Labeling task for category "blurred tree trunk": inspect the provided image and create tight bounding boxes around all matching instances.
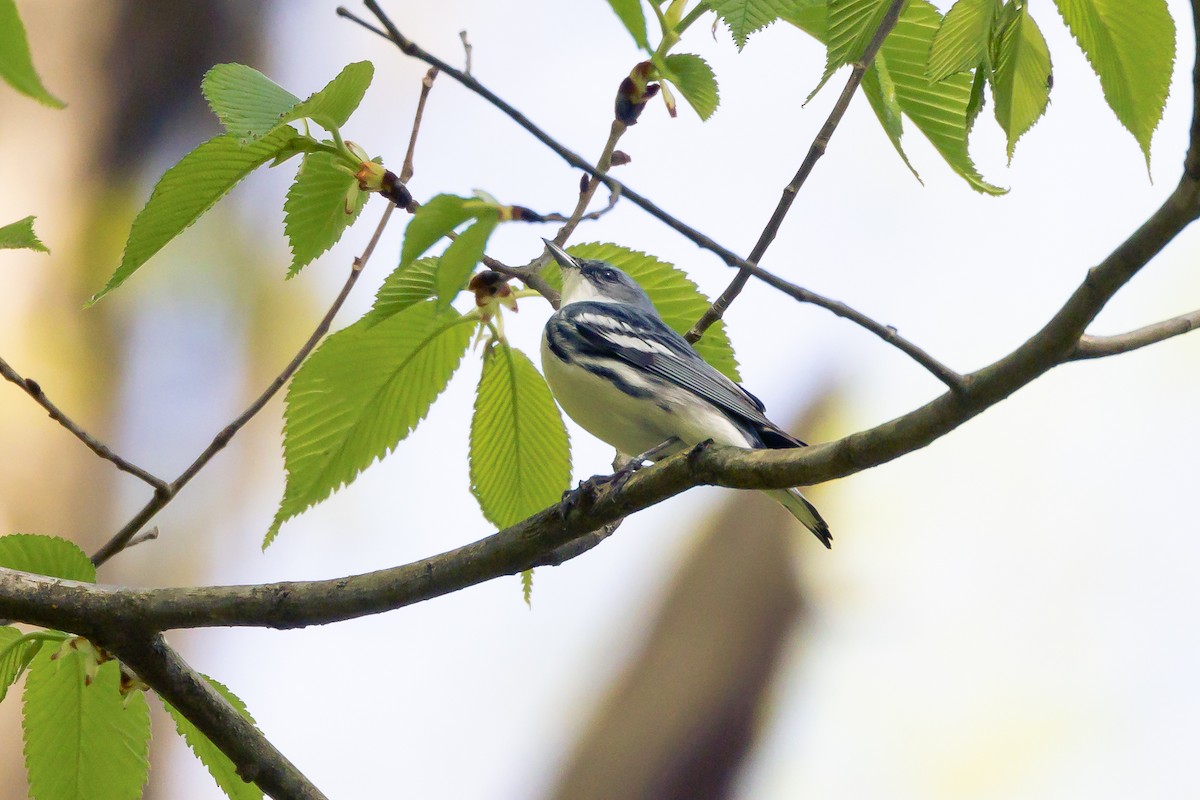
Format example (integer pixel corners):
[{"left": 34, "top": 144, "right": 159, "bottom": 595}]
[
  {"left": 0, "top": 4, "right": 268, "bottom": 797},
  {"left": 548, "top": 466, "right": 818, "bottom": 799}
]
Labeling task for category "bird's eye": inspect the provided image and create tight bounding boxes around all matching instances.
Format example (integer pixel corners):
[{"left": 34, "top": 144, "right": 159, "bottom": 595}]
[{"left": 601, "top": 268, "right": 617, "bottom": 281}]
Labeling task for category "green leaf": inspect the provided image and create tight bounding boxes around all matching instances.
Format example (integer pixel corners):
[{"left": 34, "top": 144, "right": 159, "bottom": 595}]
[
  {"left": 0, "top": 627, "right": 44, "bottom": 704},
  {"left": 927, "top": 0, "right": 998, "bottom": 82},
  {"left": 202, "top": 61, "right": 374, "bottom": 142},
  {"left": 1053, "top": 0, "right": 1175, "bottom": 167},
  {"left": 791, "top": 0, "right": 1002, "bottom": 192},
  {"left": 0, "top": 533, "right": 96, "bottom": 582},
  {"left": 284, "top": 60, "right": 374, "bottom": 134},
  {"left": 0, "top": 0, "right": 64, "bottom": 107},
  {"left": 436, "top": 212, "right": 499, "bottom": 308},
  {"left": 521, "top": 569, "right": 534, "bottom": 607},
  {"left": 162, "top": 675, "right": 263, "bottom": 800},
  {"left": 965, "top": 61, "right": 988, "bottom": 132},
  {"left": 553, "top": 243, "right": 742, "bottom": 381},
  {"left": 0, "top": 215, "right": 49, "bottom": 253},
  {"left": 778, "top": 0, "right": 827, "bottom": 37},
  {"left": 88, "top": 126, "right": 298, "bottom": 306},
  {"left": 283, "top": 151, "right": 367, "bottom": 276},
  {"left": 266, "top": 302, "right": 475, "bottom": 546},
  {"left": 808, "top": 0, "right": 893, "bottom": 100},
  {"left": 709, "top": 0, "right": 796, "bottom": 49},
  {"left": 827, "top": 0, "right": 893, "bottom": 65},
  {"left": 992, "top": 3, "right": 1052, "bottom": 161},
  {"left": 868, "top": 0, "right": 1005, "bottom": 194},
  {"left": 860, "top": 49, "right": 921, "bottom": 179},
  {"left": 470, "top": 344, "right": 572, "bottom": 529},
  {"left": 662, "top": 54, "right": 720, "bottom": 120},
  {"left": 202, "top": 63, "right": 301, "bottom": 143},
  {"left": 399, "top": 194, "right": 475, "bottom": 268},
  {"left": 23, "top": 648, "right": 151, "bottom": 800},
  {"left": 365, "top": 257, "right": 440, "bottom": 325},
  {"left": 606, "top": 0, "right": 650, "bottom": 50}
]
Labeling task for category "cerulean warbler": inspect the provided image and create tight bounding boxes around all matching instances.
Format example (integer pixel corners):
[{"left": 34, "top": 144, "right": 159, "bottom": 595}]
[{"left": 539, "top": 241, "right": 831, "bottom": 547}]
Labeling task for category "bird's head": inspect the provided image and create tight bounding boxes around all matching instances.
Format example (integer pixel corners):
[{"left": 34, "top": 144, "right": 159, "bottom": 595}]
[{"left": 543, "top": 239, "right": 656, "bottom": 312}]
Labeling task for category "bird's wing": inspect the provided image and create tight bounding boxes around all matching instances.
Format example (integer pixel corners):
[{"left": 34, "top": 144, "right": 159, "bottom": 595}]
[{"left": 562, "top": 302, "right": 803, "bottom": 446}]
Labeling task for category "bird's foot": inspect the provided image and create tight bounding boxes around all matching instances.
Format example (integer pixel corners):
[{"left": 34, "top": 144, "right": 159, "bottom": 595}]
[
  {"left": 558, "top": 475, "right": 608, "bottom": 524},
  {"left": 609, "top": 437, "right": 680, "bottom": 479},
  {"left": 557, "top": 439, "right": 680, "bottom": 525}
]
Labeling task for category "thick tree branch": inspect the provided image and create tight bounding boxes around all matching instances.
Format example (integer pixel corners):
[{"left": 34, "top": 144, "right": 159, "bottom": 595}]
[
  {"left": 1188, "top": 0, "right": 1200, "bottom": 179},
  {"left": 90, "top": 202, "right": 396, "bottom": 567},
  {"left": 1069, "top": 309, "right": 1200, "bottom": 360},
  {"left": 0, "top": 0, "right": 1194, "bottom": 640},
  {"left": 686, "top": 0, "right": 907, "bottom": 343},
  {"left": 6, "top": 154, "right": 1198, "bottom": 635},
  {"left": 0, "top": 356, "right": 168, "bottom": 492},
  {"left": 113, "top": 634, "right": 327, "bottom": 800}
]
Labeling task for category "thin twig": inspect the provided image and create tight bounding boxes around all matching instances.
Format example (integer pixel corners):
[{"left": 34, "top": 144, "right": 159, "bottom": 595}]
[
  {"left": 687, "top": 0, "right": 908, "bottom": 343},
  {"left": 0, "top": 356, "right": 169, "bottom": 492},
  {"left": 554, "top": 120, "right": 628, "bottom": 246},
  {"left": 90, "top": 203, "right": 397, "bottom": 568},
  {"left": 459, "top": 30, "right": 472, "bottom": 75},
  {"left": 524, "top": 193, "right": 621, "bottom": 225},
  {"left": 398, "top": 195, "right": 560, "bottom": 302},
  {"left": 745, "top": 266, "right": 967, "bottom": 392},
  {"left": 400, "top": 67, "right": 438, "bottom": 184},
  {"left": 1069, "top": 308, "right": 1200, "bottom": 360},
  {"left": 430, "top": 220, "right": 560, "bottom": 303},
  {"left": 125, "top": 527, "right": 159, "bottom": 549},
  {"left": 481, "top": 254, "right": 559, "bottom": 304}
]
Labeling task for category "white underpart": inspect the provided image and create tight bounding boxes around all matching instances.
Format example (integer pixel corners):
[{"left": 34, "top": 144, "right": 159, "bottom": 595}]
[{"left": 540, "top": 334, "right": 753, "bottom": 457}]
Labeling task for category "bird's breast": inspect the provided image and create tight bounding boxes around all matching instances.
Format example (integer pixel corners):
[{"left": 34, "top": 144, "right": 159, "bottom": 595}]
[{"left": 540, "top": 321, "right": 754, "bottom": 455}]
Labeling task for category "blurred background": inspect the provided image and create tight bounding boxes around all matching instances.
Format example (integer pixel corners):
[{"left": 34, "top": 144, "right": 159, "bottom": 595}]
[{"left": 1, "top": 1, "right": 1198, "bottom": 798}]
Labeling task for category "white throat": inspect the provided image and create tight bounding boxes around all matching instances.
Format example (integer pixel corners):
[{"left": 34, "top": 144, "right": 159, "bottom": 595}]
[{"left": 559, "top": 270, "right": 611, "bottom": 306}]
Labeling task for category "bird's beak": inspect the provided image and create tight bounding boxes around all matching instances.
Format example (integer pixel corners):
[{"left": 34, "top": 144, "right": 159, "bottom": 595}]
[{"left": 542, "top": 239, "right": 579, "bottom": 271}]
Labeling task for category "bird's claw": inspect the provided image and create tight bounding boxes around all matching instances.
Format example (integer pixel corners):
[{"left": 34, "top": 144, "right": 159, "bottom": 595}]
[
  {"left": 557, "top": 468, "right": 637, "bottom": 525},
  {"left": 558, "top": 475, "right": 604, "bottom": 524}
]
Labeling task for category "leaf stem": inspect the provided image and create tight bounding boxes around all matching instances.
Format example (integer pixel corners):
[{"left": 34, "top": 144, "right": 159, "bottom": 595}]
[
  {"left": 0, "top": 630, "right": 66, "bottom": 667},
  {"left": 675, "top": 2, "right": 710, "bottom": 36}
]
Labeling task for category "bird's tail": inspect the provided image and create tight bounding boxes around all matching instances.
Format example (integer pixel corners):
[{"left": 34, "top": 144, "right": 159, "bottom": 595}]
[{"left": 765, "top": 488, "right": 832, "bottom": 548}]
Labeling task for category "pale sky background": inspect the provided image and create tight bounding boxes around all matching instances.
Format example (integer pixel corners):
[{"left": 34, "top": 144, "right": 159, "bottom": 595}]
[{"left": 2, "top": 1, "right": 1199, "bottom": 798}]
